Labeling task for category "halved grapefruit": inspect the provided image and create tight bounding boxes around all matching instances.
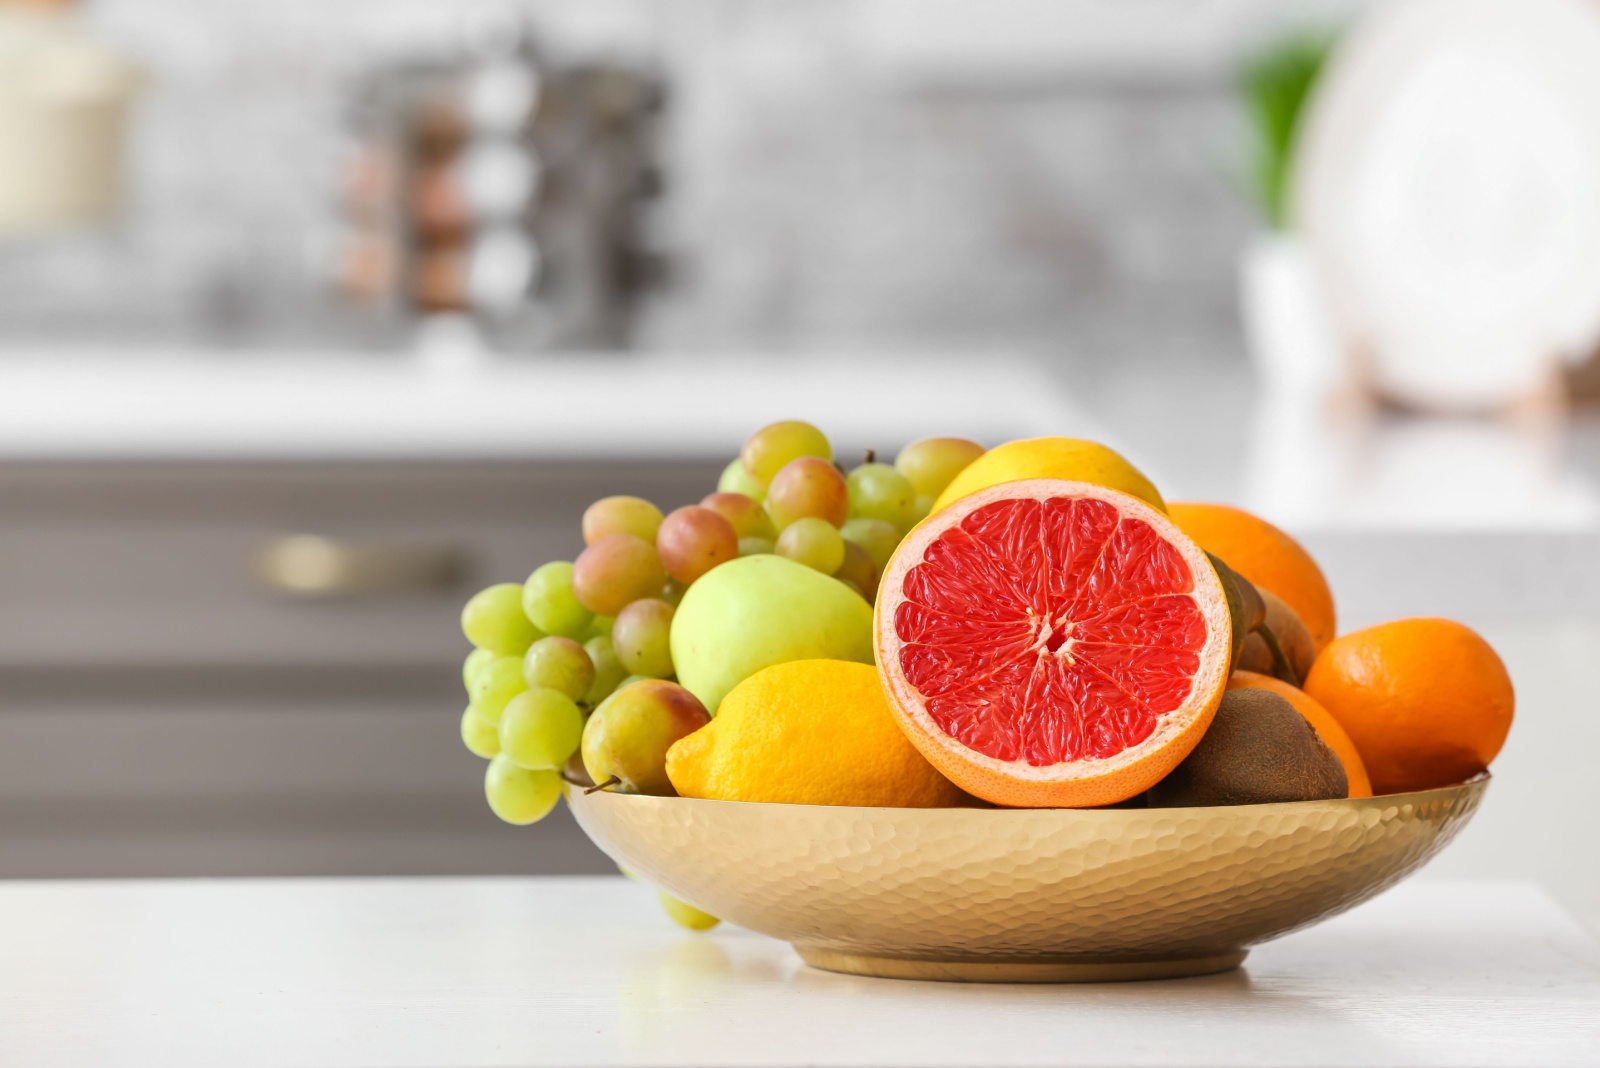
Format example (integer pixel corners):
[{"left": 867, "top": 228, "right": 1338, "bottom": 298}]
[{"left": 875, "top": 479, "right": 1232, "bottom": 808}]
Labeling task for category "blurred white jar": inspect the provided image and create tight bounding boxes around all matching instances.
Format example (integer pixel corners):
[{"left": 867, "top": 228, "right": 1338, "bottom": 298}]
[
  {"left": 1239, "top": 232, "right": 1344, "bottom": 395},
  {"left": 0, "top": 3, "right": 140, "bottom": 235}
]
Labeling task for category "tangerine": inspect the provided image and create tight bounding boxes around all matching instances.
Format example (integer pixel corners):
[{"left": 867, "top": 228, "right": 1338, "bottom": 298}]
[
  {"left": 1303, "top": 618, "right": 1513, "bottom": 795},
  {"left": 1168, "top": 502, "right": 1337, "bottom": 651}
]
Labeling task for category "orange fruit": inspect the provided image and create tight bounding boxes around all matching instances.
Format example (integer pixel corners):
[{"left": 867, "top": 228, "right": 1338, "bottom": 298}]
[
  {"left": 1303, "top": 618, "right": 1513, "bottom": 794},
  {"left": 1227, "top": 670, "right": 1372, "bottom": 798},
  {"left": 1168, "top": 502, "right": 1336, "bottom": 651},
  {"left": 876, "top": 479, "right": 1231, "bottom": 808}
]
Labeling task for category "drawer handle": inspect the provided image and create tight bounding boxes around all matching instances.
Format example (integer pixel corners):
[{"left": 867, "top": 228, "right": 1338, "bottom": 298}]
[{"left": 257, "top": 535, "right": 468, "bottom": 597}]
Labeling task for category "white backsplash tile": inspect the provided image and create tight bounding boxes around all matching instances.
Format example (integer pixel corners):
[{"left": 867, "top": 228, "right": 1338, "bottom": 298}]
[{"left": 0, "top": 0, "right": 1264, "bottom": 361}]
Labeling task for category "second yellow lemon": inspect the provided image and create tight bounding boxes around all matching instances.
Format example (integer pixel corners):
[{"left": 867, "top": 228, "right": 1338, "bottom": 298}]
[
  {"left": 665, "top": 660, "right": 966, "bottom": 807},
  {"left": 931, "top": 437, "right": 1164, "bottom": 513}
]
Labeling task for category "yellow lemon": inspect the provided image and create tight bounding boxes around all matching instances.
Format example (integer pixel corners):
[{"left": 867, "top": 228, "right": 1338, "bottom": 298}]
[
  {"left": 931, "top": 437, "right": 1164, "bottom": 513},
  {"left": 665, "top": 660, "right": 966, "bottom": 807}
]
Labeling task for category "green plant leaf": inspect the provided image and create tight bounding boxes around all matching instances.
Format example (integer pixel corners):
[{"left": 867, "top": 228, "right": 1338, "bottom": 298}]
[{"left": 1238, "top": 28, "right": 1339, "bottom": 229}]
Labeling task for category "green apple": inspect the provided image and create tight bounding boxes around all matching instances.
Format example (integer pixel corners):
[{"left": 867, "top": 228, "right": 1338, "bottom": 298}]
[{"left": 670, "top": 554, "right": 874, "bottom": 715}]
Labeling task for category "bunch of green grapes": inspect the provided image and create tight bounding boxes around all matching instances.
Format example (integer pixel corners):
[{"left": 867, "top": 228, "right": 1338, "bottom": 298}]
[
  {"left": 715, "top": 421, "right": 986, "bottom": 606},
  {"left": 457, "top": 420, "right": 987, "bottom": 929}
]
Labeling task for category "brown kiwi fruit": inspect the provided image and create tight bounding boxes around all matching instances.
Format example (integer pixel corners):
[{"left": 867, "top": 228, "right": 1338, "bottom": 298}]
[
  {"left": 1207, "top": 551, "right": 1264, "bottom": 672},
  {"left": 1237, "top": 589, "right": 1315, "bottom": 685},
  {"left": 1149, "top": 688, "right": 1348, "bottom": 807}
]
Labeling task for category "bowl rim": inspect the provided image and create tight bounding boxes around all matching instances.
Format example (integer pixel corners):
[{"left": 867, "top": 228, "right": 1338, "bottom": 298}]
[{"left": 565, "top": 770, "right": 1489, "bottom": 817}]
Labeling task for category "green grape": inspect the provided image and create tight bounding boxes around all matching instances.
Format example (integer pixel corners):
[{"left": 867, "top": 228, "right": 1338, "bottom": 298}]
[
  {"left": 499, "top": 687, "right": 585, "bottom": 770},
  {"left": 582, "top": 495, "right": 664, "bottom": 546},
  {"left": 661, "top": 578, "right": 689, "bottom": 606},
  {"left": 717, "top": 458, "right": 767, "bottom": 503},
  {"left": 833, "top": 540, "right": 878, "bottom": 602},
  {"left": 766, "top": 457, "right": 849, "bottom": 528},
  {"left": 522, "top": 636, "right": 596, "bottom": 701},
  {"left": 657, "top": 506, "right": 738, "bottom": 584},
  {"left": 700, "top": 491, "right": 777, "bottom": 540},
  {"left": 572, "top": 534, "right": 666, "bottom": 616},
  {"left": 522, "top": 562, "right": 594, "bottom": 638},
  {"left": 740, "top": 421, "right": 832, "bottom": 486},
  {"left": 846, "top": 460, "right": 919, "bottom": 530},
  {"left": 582, "top": 615, "right": 615, "bottom": 642},
  {"left": 658, "top": 890, "right": 720, "bottom": 931},
  {"left": 484, "top": 755, "right": 563, "bottom": 825},
  {"left": 463, "top": 647, "right": 496, "bottom": 694},
  {"left": 737, "top": 536, "right": 774, "bottom": 557},
  {"left": 913, "top": 495, "right": 935, "bottom": 523},
  {"left": 616, "top": 674, "right": 652, "bottom": 690},
  {"left": 894, "top": 436, "right": 986, "bottom": 498},
  {"left": 613, "top": 598, "right": 675, "bottom": 678},
  {"left": 469, "top": 655, "right": 528, "bottom": 725},
  {"left": 460, "top": 583, "right": 541, "bottom": 655},
  {"left": 460, "top": 706, "right": 500, "bottom": 759},
  {"left": 583, "top": 635, "right": 627, "bottom": 706},
  {"left": 841, "top": 517, "right": 902, "bottom": 573},
  {"left": 775, "top": 516, "right": 846, "bottom": 574}
]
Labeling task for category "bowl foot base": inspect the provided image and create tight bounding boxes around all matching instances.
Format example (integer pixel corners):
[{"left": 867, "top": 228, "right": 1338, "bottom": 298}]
[{"left": 794, "top": 946, "right": 1248, "bottom": 984}]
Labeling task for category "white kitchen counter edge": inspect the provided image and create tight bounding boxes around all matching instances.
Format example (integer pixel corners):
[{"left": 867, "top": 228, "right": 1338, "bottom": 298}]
[{"left": 0, "top": 348, "right": 1101, "bottom": 460}]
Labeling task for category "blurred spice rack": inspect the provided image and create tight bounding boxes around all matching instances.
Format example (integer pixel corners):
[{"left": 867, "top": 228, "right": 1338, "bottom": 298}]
[{"left": 335, "top": 23, "right": 668, "bottom": 351}]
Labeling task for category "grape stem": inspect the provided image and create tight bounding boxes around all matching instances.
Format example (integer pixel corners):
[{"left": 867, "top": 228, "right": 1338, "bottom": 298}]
[
  {"left": 864, "top": 448, "right": 876, "bottom": 464},
  {"left": 584, "top": 775, "right": 623, "bottom": 795}
]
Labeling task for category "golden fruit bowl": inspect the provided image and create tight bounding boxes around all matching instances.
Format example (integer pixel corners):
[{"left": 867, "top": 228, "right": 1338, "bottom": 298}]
[{"left": 566, "top": 774, "right": 1487, "bottom": 983}]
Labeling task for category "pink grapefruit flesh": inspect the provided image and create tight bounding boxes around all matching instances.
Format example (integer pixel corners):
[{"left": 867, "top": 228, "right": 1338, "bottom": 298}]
[{"left": 875, "top": 479, "right": 1231, "bottom": 807}]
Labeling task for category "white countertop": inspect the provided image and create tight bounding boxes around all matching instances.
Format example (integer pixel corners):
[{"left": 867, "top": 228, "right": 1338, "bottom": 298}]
[
  {"left": 5, "top": 348, "right": 1600, "bottom": 532},
  {"left": 1, "top": 876, "right": 1595, "bottom": 1067},
  {"left": 0, "top": 350, "right": 1097, "bottom": 462}
]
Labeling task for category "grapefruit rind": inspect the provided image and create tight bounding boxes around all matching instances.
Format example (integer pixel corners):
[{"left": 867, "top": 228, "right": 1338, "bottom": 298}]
[{"left": 875, "top": 479, "right": 1231, "bottom": 809}]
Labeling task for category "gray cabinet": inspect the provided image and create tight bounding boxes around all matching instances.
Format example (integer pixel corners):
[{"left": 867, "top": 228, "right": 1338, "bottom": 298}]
[{"left": 0, "top": 457, "right": 723, "bottom": 877}]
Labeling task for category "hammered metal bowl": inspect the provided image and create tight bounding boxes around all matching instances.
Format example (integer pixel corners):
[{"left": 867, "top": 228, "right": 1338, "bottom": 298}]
[{"left": 566, "top": 774, "right": 1486, "bottom": 983}]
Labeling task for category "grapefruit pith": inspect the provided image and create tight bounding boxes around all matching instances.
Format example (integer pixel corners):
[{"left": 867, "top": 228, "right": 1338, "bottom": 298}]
[{"left": 876, "top": 479, "right": 1231, "bottom": 808}]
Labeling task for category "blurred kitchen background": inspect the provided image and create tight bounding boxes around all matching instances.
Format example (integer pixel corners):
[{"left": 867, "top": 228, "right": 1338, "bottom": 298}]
[{"left": 3, "top": 0, "right": 1599, "bottom": 932}]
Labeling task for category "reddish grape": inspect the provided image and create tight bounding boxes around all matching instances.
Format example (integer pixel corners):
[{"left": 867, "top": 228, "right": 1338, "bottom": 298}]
[
  {"left": 766, "top": 457, "right": 849, "bottom": 529},
  {"left": 833, "top": 539, "right": 878, "bottom": 602},
  {"left": 840, "top": 517, "right": 901, "bottom": 573},
  {"left": 522, "top": 636, "right": 596, "bottom": 701},
  {"left": 656, "top": 506, "right": 738, "bottom": 584},
  {"left": 582, "top": 496, "right": 664, "bottom": 546},
  {"left": 700, "top": 491, "right": 777, "bottom": 540},
  {"left": 740, "top": 421, "right": 832, "bottom": 486},
  {"left": 612, "top": 598, "right": 676, "bottom": 678},
  {"left": 572, "top": 533, "right": 667, "bottom": 616},
  {"left": 582, "top": 679, "right": 711, "bottom": 795}
]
